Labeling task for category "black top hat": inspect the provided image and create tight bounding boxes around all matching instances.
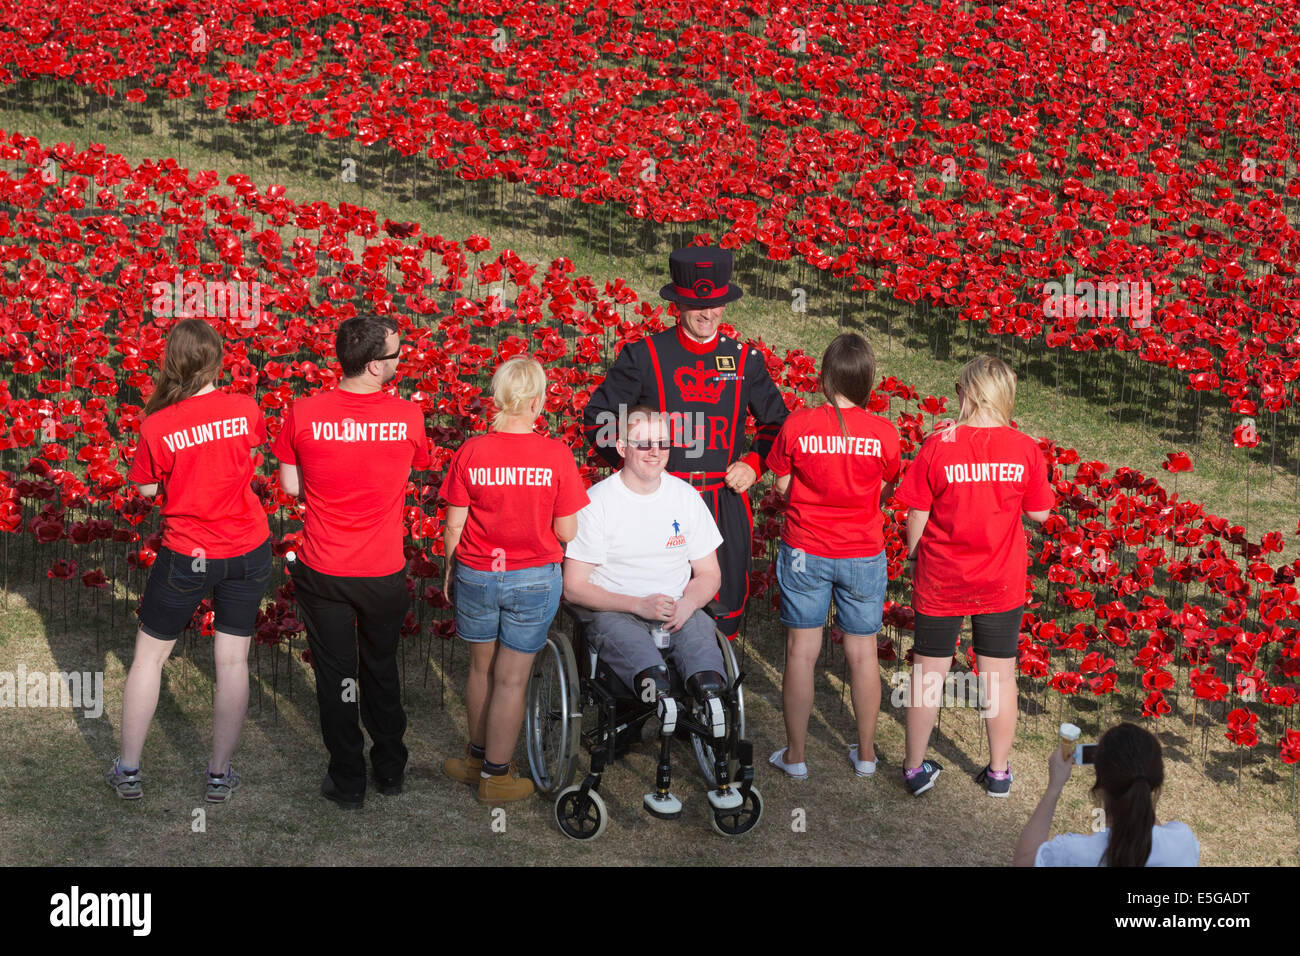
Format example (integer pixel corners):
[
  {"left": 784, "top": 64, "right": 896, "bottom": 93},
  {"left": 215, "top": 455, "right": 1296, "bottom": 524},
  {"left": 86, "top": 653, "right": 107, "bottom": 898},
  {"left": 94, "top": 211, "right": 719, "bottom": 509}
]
[{"left": 659, "top": 247, "right": 744, "bottom": 308}]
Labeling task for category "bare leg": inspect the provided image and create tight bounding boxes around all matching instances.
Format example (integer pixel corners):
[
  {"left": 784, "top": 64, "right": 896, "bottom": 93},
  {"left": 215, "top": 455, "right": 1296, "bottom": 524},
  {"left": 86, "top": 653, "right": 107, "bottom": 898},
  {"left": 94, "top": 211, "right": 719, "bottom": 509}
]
[
  {"left": 904, "top": 654, "right": 953, "bottom": 770},
  {"left": 842, "top": 632, "right": 881, "bottom": 759},
  {"left": 209, "top": 630, "right": 251, "bottom": 773},
  {"left": 780, "top": 627, "right": 822, "bottom": 763},
  {"left": 977, "top": 655, "right": 1017, "bottom": 773},
  {"left": 120, "top": 629, "right": 176, "bottom": 768},
  {"left": 465, "top": 641, "right": 496, "bottom": 749},
  {"left": 483, "top": 645, "right": 537, "bottom": 766}
]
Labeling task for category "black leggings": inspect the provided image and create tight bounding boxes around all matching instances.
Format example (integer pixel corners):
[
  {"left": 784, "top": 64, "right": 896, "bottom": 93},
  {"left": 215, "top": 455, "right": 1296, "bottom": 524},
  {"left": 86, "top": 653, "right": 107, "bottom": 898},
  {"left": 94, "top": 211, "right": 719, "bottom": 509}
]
[{"left": 911, "top": 606, "right": 1022, "bottom": 660}]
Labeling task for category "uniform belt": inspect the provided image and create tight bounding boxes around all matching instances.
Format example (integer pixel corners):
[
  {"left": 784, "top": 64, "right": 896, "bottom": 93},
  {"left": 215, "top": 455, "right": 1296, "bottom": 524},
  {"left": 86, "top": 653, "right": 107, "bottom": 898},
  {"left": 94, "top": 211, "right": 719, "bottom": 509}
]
[{"left": 672, "top": 470, "right": 729, "bottom": 493}]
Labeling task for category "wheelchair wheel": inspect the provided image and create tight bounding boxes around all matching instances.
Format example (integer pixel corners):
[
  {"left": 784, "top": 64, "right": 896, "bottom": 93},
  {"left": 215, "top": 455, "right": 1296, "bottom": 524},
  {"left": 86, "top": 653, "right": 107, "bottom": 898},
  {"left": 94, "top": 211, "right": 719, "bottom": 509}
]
[
  {"left": 554, "top": 785, "right": 608, "bottom": 841},
  {"left": 525, "top": 631, "right": 581, "bottom": 795},
  {"left": 691, "top": 630, "right": 746, "bottom": 785},
  {"left": 709, "top": 785, "right": 762, "bottom": 837}
]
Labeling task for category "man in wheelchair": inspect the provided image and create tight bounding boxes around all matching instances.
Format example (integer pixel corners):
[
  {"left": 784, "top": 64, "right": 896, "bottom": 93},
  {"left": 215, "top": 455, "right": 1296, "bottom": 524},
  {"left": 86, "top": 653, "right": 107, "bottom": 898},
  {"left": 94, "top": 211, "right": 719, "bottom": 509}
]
[{"left": 563, "top": 406, "right": 745, "bottom": 818}]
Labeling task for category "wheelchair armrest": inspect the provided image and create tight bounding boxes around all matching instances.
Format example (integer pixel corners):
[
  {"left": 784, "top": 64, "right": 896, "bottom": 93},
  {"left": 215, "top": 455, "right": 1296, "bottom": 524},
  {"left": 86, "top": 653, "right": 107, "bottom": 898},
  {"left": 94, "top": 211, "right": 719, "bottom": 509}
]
[
  {"left": 703, "top": 599, "right": 728, "bottom": 620},
  {"left": 560, "top": 601, "right": 597, "bottom": 627}
]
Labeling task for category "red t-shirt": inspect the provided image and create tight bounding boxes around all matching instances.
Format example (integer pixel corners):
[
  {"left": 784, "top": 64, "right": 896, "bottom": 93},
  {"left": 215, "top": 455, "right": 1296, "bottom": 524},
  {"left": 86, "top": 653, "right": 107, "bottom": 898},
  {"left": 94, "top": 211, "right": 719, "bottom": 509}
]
[
  {"left": 127, "top": 389, "right": 269, "bottom": 559},
  {"left": 765, "top": 404, "right": 901, "bottom": 558},
  {"left": 439, "top": 431, "right": 589, "bottom": 571},
  {"left": 896, "top": 423, "right": 1054, "bottom": 615},
  {"left": 272, "top": 388, "right": 430, "bottom": 577}
]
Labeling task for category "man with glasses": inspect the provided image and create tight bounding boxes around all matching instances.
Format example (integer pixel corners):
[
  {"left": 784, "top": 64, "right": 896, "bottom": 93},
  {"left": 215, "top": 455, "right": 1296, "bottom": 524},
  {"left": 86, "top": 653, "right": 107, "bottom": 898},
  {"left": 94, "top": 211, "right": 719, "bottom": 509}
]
[
  {"left": 582, "top": 247, "right": 788, "bottom": 639},
  {"left": 564, "top": 407, "right": 729, "bottom": 742},
  {"left": 273, "top": 314, "right": 430, "bottom": 809}
]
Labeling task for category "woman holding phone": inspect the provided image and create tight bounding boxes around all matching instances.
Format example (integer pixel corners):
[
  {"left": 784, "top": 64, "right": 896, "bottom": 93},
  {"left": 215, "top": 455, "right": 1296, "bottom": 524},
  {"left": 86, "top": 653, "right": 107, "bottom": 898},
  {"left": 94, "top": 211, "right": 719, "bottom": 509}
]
[
  {"left": 895, "top": 355, "right": 1054, "bottom": 797},
  {"left": 766, "top": 333, "right": 901, "bottom": 779},
  {"left": 440, "top": 357, "right": 589, "bottom": 803},
  {"left": 1015, "top": 722, "right": 1199, "bottom": 866},
  {"left": 108, "top": 318, "right": 272, "bottom": 803}
]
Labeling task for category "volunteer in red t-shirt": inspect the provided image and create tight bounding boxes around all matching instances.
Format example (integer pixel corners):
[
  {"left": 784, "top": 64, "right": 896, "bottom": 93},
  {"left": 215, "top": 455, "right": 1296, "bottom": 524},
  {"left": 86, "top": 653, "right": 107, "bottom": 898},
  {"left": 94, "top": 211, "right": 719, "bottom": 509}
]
[
  {"left": 895, "top": 355, "right": 1054, "bottom": 798},
  {"left": 439, "top": 357, "right": 589, "bottom": 804},
  {"left": 107, "top": 319, "right": 271, "bottom": 805},
  {"left": 273, "top": 314, "right": 430, "bottom": 809},
  {"left": 764, "top": 333, "right": 901, "bottom": 781}
]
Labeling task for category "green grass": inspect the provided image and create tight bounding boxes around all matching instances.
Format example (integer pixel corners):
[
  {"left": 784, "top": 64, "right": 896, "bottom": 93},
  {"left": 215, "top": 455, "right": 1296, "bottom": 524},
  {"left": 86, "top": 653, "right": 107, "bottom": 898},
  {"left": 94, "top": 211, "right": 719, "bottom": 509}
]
[{"left": 1, "top": 54, "right": 1299, "bottom": 865}]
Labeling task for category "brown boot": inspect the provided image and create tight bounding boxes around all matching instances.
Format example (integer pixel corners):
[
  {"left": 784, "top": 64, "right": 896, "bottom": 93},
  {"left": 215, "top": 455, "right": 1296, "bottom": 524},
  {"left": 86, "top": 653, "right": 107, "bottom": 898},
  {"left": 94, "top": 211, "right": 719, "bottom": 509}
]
[
  {"left": 477, "top": 765, "right": 535, "bottom": 804},
  {"left": 443, "top": 748, "right": 483, "bottom": 786}
]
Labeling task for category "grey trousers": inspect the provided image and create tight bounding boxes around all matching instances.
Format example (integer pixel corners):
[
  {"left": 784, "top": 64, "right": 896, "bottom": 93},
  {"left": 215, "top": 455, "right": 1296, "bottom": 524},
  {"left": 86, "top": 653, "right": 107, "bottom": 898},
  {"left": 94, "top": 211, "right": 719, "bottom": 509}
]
[{"left": 587, "top": 609, "right": 725, "bottom": 692}]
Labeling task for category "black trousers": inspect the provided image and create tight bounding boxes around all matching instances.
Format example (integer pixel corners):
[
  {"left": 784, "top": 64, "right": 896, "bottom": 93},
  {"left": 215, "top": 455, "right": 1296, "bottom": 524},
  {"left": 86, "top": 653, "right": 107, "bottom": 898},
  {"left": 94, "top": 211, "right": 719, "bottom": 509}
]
[
  {"left": 704, "top": 486, "right": 753, "bottom": 638},
  {"left": 289, "top": 559, "right": 409, "bottom": 795}
]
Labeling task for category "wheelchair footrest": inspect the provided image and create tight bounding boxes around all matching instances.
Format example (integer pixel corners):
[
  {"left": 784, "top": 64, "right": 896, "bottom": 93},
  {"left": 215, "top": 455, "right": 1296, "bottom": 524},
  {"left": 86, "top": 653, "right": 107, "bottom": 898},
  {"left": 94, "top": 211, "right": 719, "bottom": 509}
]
[
  {"left": 643, "top": 791, "right": 683, "bottom": 819},
  {"left": 707, "top": 787, "right": 743, "bottom": 811}
]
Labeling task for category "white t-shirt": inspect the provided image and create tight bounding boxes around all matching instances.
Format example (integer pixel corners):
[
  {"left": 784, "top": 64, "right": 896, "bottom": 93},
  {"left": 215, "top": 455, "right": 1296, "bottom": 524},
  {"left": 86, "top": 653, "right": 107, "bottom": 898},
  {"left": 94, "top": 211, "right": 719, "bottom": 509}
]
[
  {"left": 566, "top": 472, "right": 723, "bottom": 600},
  {"left": 1035, "top": 821, "right": 1200, "bottom": 867}
]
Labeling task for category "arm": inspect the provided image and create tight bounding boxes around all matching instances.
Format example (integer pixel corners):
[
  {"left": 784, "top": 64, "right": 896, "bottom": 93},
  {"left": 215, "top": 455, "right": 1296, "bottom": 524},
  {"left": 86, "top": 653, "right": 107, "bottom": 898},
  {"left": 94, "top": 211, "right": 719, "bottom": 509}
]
[
  {"left": 136, "top": 482, "right": 160, "bottom": 498},
  {"left": 553, "top": 512, "right": 578, "bottom": 544},
  {"left": 1013, "top": 748, "right": 1075, "bottom": 866},
  {"left": 582, "top": 342, "right": 647, "bottom": 469},
  {"left": 666, "top": 550, "right": 722, "bottom": 631},
  {"left": 563, "top": 558, "right": 670, "bottom": 619},
  {"left": 773, "top": 473, "right": 791, "bottom": 497},
  {"left": 728, "top": 349, "right": 789, "bottom": 491},
  {"left": 278, "top": 462, "right": 302, "bottom": 498},
  {"left": 881, "top": 477, "right": 898, "bottom": 508},
  {"left": 1025, "top": 509, "right": 1050, "bottom": 524},
  {"left": 442, "top": 505, "right": 467, "bottom": 601},
  {"left": 906, "top": 508, "right": 930, "bottom": 558}
]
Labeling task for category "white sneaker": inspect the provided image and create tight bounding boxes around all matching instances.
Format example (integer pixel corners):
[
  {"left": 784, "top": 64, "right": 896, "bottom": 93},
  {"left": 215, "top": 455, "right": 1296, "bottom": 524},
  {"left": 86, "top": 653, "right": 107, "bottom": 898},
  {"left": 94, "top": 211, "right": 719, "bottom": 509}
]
[
  {"left": 769, "top": 747, "right": 808, "bottom": 780},
  {"left": 849, "top": 744, "right": 877, "bottom": 777}
]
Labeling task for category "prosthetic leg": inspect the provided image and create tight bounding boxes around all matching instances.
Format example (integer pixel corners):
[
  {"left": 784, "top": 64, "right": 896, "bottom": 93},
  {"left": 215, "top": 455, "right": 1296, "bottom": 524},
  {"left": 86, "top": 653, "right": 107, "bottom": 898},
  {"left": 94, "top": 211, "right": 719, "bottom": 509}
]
[
  {"left": 688, "top": 670, "right": 742, "bottom": 811},
  {"left": 637, "top": 665, "right": 682, "bottom": 819}
]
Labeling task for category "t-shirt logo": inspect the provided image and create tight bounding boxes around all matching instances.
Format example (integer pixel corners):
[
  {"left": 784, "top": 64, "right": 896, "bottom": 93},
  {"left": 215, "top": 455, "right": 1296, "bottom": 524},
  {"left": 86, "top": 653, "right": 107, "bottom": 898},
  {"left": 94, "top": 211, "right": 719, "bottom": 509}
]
[{"left": 666, "top": 518, "right": 686, "bottom": 548}]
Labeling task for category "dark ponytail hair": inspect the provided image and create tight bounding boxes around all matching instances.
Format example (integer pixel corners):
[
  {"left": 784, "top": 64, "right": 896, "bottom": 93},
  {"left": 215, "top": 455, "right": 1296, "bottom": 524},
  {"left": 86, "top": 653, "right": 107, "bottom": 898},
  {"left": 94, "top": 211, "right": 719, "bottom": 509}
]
[
  {"left": 1092, "top": 723, "right": 1163, "bottom": 867},
  {"left": 819, "top": 333, "right": 877, "bottom": 438},
  {"left": 143, "top": 319, "right": 223, "bottom": 417}
]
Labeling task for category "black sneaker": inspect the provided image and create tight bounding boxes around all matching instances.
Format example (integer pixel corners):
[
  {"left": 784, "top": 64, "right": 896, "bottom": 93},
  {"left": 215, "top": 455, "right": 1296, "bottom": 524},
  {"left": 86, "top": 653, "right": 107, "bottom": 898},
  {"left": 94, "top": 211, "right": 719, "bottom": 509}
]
[
  {"left": 372, "top": 768, "right": 403, "bottom": 796},
  {"left": 974, "top": 764, "right": 1012, "bottom": 798},
  {"left": 904, "top": 759, "right": 942, "bottom": 796},
  {"left": 321, "top": 774, "right": 364, "bottom": 810}
]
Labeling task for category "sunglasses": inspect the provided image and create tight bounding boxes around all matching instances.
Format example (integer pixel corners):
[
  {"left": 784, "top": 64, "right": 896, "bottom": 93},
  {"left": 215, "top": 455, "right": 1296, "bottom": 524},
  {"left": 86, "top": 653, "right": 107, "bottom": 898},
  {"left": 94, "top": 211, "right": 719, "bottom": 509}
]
[
  {"left": 624, "top": 440, "right": 672, "bottom": 451},
  {"left": 373, "top": 342, "right": 408, "bottom": 362}
]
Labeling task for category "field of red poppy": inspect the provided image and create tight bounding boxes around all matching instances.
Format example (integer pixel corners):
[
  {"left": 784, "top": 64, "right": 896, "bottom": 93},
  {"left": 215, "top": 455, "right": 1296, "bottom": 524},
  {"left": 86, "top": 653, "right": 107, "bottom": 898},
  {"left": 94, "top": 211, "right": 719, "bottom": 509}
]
[{"left": 1, "top": 0, "right": 1299, "bottom": 865}]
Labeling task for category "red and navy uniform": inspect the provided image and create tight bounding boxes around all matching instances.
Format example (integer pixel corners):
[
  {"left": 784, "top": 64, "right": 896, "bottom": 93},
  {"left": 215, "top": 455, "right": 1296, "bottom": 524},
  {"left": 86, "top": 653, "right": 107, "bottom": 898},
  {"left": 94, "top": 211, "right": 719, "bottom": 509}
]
[{"left": 583, "top": 324, "right": 789, "bottom": 636}]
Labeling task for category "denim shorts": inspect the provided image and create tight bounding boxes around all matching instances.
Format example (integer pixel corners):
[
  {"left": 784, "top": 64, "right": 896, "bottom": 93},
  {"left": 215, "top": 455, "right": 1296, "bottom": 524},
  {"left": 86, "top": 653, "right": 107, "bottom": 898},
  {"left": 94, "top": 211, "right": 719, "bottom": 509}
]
[
  {"left": 452, "top": 561, "right": 562, "bottom": 655},
  {"left": 138, "top": 536, "right": 273, "bottom": 641},
  {"left": 776, "top": 541, "right": 886, "bottom": 635}
]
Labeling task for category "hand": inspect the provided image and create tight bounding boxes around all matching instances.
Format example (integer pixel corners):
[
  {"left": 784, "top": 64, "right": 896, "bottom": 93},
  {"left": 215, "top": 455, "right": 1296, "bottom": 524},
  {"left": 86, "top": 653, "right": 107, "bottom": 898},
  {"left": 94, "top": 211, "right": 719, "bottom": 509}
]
[
  {"left": 724, "top": 460, "right": 757, "bottom": 494},
  {"left": 634, "top": 593, "right": 675, "bottom": 623},
  {"left": 1047, "top": 745, "right": 1075, "bottom": 791},
  {"left": 665, "top": 594, "right": 699, "bottom": 633}
]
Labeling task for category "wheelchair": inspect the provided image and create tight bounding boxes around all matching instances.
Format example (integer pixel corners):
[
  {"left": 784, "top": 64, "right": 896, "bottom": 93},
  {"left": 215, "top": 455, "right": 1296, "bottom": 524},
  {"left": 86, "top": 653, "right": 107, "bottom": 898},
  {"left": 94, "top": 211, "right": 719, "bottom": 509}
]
[{"left": 524, "top": 600, "right": 762, "bottom": 840}]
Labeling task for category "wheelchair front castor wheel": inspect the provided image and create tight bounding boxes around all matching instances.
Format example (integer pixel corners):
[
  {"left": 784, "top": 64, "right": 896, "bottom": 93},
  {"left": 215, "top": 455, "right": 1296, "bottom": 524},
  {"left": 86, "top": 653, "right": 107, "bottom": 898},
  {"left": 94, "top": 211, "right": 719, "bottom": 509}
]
[
  {"left": 555, "top": 785, "right": 608, "bottom": 841},
  {"left": 709, "top": 785, "right": 762, "bottom": 837}
]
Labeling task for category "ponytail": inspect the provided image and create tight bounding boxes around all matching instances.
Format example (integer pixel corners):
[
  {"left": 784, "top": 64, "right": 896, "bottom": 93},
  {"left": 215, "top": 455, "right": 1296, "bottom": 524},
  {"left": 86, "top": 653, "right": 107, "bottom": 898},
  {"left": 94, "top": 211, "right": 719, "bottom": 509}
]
[
  {"left": 1093, "top": 723, "right": 1163, "bottom": 867},
  {"left": 819, "top": 333, "right": 877, "bottom": 439},
  {"left": 143, "top": 319, "right": 223, "bottom": 418}
]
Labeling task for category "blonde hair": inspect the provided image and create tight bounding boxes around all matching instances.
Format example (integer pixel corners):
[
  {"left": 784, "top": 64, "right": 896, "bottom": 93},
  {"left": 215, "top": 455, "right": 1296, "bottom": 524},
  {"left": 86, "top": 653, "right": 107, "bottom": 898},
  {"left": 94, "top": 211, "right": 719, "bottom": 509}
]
[
  {"left": 144, "top": 319, "right": 223, "bottom": 417},
  {"left": 491, "top": 356, "right": 547, "bottom": 429},
  {"left": 957, "top": 355, "right": 1016, "bottom": 426}
]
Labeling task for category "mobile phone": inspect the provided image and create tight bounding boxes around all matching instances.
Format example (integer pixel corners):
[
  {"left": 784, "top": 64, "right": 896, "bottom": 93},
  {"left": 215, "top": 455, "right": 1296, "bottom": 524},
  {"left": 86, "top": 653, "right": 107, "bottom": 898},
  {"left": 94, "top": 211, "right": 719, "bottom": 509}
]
[{"left": 1073, "top": 743, "right": 1097, "bottom": 765}]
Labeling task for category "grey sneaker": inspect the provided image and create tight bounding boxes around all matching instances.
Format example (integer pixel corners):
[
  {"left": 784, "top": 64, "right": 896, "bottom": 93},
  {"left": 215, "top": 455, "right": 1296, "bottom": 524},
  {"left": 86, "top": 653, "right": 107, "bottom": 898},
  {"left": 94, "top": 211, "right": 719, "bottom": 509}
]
[
  {"left": 205, "top": 763, "right": 241, "bottom": 804},
  {"left": 107, "top": 758, "right": 142, "bottom": 800}
]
